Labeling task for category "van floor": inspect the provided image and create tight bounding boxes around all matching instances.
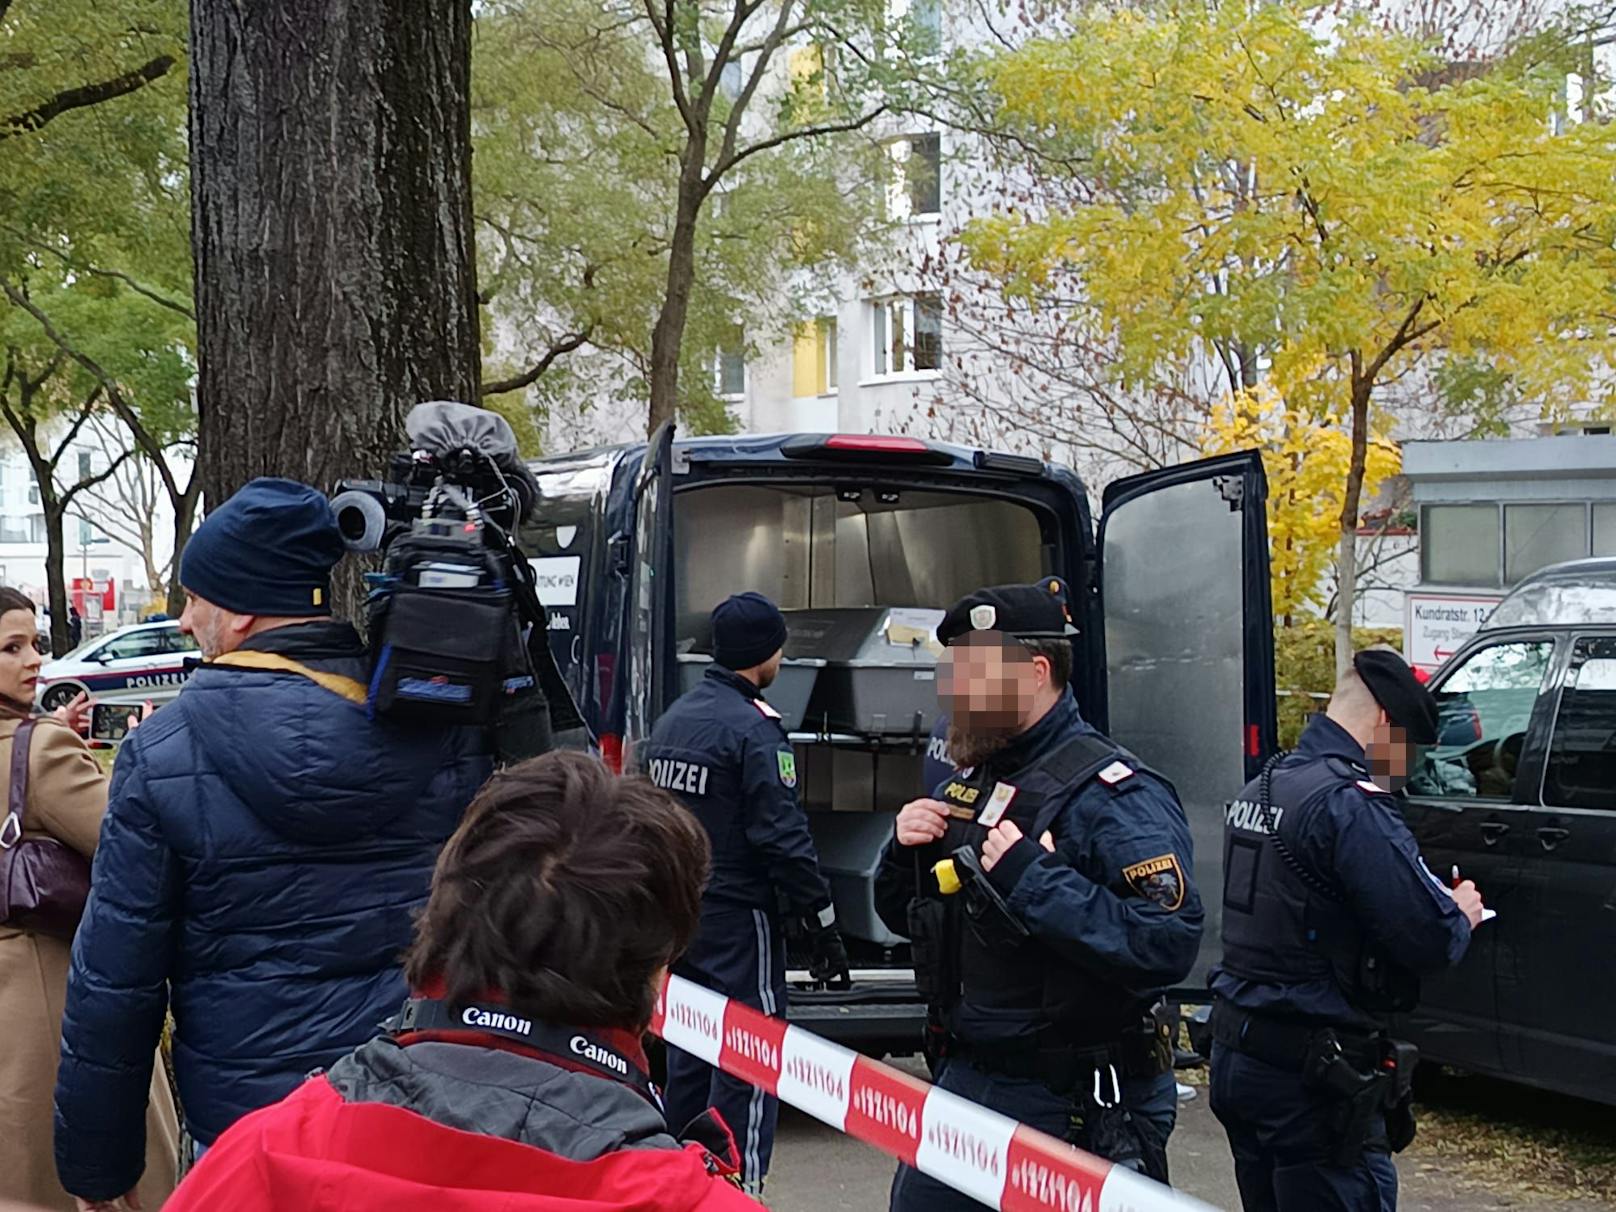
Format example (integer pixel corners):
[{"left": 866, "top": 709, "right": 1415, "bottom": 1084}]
[{"left": 767, "top": 1060, "right": 1616, "bottom": 1211}]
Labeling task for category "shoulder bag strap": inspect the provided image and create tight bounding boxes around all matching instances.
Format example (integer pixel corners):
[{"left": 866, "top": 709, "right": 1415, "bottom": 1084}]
[{"left": 2, "top": 718, "right": 36, "bottom": 846}]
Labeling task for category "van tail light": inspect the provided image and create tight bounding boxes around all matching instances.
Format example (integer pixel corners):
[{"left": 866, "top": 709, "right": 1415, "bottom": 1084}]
[
  {"left": 780, "top": 434, "right": 952, "bottom": 466},
  {"left": 1247, "top": 724, "right": 1261, "bottom": 758},
  {"left": 600, "top": 733, "right": 624, "bottom": 774}
]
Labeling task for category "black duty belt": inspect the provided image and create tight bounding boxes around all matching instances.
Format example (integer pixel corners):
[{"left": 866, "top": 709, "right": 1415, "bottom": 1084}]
[
  {"left": 395, "top": 997, "right": 660, "bottom": 1107},
  {"left": 950, "top": 1033, "right": 1128, "bottom": 1095},
  {"left": 1210, "top": 1000, "right": 1381, "bottom": 1072}
]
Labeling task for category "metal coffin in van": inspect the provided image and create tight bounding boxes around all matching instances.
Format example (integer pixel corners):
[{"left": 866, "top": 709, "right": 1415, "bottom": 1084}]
[
  {"left": 673, "top": 653, "right": 823, "bottom": 733},
  {"left": 784, "top": 607, "right": 944, "bottom": 738}
]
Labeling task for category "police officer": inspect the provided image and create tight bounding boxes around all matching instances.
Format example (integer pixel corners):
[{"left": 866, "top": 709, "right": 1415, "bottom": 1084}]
[
  {"left": 876, "top": 580, "right": 1201, "bottom": 1208},
  {"left": 921, "top": 705, "right": 1182, "bottom": 1152},
  {"left": 1210, "top": 648, "right": 1486, "bottom": 1212},
  {"left": 642, "top": 591, "right": 850, "bottom": 1197}
]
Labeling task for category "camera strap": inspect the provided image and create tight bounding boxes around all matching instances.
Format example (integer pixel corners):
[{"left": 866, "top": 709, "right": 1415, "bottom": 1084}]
[
  {"left": 209, "top": 650, "right": 368, "bottom": 706},
  {"left": 394, "top": 997, "right": 660, "bottom": 1107}
]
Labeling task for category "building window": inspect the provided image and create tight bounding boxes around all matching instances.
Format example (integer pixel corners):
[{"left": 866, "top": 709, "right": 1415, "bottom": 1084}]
[
  {"left": 885, "top": 133, "right": 941, "bottom": 219},
  {"left": 719, "top": 59, "right": 744, "bottom": 100},
  {"left": 716, "top": 336, "right": 746, "bottom": 399},
  {"left": 793, "top": 318, "right": 838, "bottom": 397},
  {"left": 1420, "top": 504, "right": 1500, "bottom": 587},
  {"left": 1594, "top": 503, "right": 1616, "bottom": 556},
  {"left": 872, "top": 294, "right": 943, "bottom": 377},
  {"left": 1504, "top": 503, "right": 1587, "bottom": 584},
  {"left": 78, "top": 451, "right": 92, "bottom": 480}
]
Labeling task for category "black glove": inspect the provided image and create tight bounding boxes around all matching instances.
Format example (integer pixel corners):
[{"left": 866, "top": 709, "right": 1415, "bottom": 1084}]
[{"left": 804, "top": 911, "right": 851, "bottom": 990}]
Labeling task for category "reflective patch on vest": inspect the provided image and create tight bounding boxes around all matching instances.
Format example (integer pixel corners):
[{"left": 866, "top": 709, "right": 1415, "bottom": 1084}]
[
  {"left": 1225, "top": 798, "right": 1282, "bottom": 835},
  {"left": 777, "top": 750, "right": 798, "bottom": 788},
  {"left": 977, "top": 781, "right": 1018, "bottom": 828},
  {"left": 647, "top": 758, "right": 712, "bottom": 797},
  {"left": 940, "top": 776, "right": 984, "bottom": 821},
  {"left": 1097, "top": 760, "right": 1135, "bottom": 787},
  {"left": 1122, "top": 852, "right": 1187, "bottom": 912}
]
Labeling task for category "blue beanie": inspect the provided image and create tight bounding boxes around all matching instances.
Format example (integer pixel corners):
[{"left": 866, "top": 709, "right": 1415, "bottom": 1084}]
[
  {"left": 712, "top": 592, "right": 787, "bottom": 671},
  {"left": 180, "top": 478, "right": 345, "bottom": 617}
]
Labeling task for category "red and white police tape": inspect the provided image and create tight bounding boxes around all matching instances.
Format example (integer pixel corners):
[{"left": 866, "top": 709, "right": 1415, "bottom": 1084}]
[{"left": 651, "top": 974, "right": 1219, "bottom": 1212}]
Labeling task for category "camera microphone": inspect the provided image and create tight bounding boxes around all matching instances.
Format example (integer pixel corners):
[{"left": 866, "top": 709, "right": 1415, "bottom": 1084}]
[{"left": 330, "top": 489, "right": 389, "bottom": 553}]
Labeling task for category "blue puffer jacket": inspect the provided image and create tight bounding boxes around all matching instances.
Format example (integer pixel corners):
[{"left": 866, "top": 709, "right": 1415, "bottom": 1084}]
[{"left": 54, "top": 622, "right": 491, "bottom": 1201}]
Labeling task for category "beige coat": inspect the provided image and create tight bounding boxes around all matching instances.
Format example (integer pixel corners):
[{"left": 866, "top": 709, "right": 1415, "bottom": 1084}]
[{"left": 0, "top": 717, "right": 178, "bottom": 1210}]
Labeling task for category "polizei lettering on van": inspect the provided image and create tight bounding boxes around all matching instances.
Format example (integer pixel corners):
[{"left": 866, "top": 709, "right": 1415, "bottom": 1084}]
[
  {"left": 647, "top": 757, "right": 711, "bottom": 797},
  {"left": 571, "top": 1035, "right": 630, "bottom": 1075},
  {"left": 461, "top": 1006, "right": 533, "bottom": 1035}
]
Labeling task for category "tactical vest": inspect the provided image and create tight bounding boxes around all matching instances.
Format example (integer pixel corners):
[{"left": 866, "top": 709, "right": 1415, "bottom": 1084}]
[
  {"left": 1220, "top": 752, "right": 1419, "bottom": 1019},
  {"left": 934, "top": 733, "right": 1156, "bottom": 1044}
]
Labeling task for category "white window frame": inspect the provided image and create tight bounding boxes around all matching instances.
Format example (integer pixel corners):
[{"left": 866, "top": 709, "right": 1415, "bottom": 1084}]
[
  {"left": 884, "top": 133, "right": 942, "bottom": 221},
  {"left": 870, "top": 294, "right": 943, "bottom": 379},
  {"left": 715, "top": 343, "right": 747, "bottom": 400}
]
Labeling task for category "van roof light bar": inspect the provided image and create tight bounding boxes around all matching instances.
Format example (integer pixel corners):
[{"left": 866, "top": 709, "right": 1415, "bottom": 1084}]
[{"left": 781, "top": 434, "right": 953, "bottom": 465}]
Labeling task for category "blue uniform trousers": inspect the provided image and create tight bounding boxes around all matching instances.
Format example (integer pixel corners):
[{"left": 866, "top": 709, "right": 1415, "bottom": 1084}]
[
  {"left": 663, "top": 905, "right": 787, "bottom": 1195},
  {"left": 1210, "top": 1044, "right": 1397, "bottom": 1212}
]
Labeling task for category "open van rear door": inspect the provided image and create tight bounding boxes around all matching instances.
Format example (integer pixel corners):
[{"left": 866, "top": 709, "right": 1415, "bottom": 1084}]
[
  {"left": 624, "top": 423, "right": 675, "bottom": 760},
  {"left": 1097, "top": 451, "right": 1277, "bottom": 988}
]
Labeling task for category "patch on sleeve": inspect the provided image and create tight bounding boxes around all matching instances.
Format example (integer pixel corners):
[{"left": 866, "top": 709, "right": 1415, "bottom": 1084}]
[
  {"left": 753, "top": 699, "right": 782, "bottom": 720},
  {"left": 1097, "top": 761, "right": 1136, "bottom": 787},
  {"left": 776, "top": 749, "right": 798, "bottom": 788},
  {"left": 1355, "top": 778, "right": 1388, "bottom": 795},
  {"left": 1121, "top": 853, "right": 1186, "bottom": 912}
]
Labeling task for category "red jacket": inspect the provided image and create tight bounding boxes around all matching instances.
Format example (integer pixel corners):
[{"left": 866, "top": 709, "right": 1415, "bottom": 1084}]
[{"left": 168, "top": 1071, "right": 760, "bottom": 1211}]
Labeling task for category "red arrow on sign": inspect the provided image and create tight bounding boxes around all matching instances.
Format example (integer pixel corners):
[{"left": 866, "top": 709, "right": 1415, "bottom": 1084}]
[{"left": 1433, "top": 646, "right": 1456, "bottom": 661}]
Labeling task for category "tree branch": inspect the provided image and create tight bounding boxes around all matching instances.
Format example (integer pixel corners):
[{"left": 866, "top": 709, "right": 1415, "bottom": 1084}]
[
  {"left": 0, "top": 55, "right": 176, "bottom": 141},
  {"left": 708, "top": 105, "right": 888, "bottom": 188},
  {"left": 480, "top": 327, "right": 596, "bottom": 396},
  {"left": 0, "top": 227, "right": 195, "bottom": 320},
  {"left": 644, "top": 0, "right": 693, "bottom": 129},
  {"left": 60, "top": 445, "right": 137, "bottom": 509}
]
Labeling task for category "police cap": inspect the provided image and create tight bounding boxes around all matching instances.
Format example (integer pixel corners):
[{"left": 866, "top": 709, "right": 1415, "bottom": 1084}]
[
  {"left": 937, "top": 578, "right": 1079, "bottom": 647},
  {"left": 1353, "top": 648, "right": 1439, "bottom": 745}
]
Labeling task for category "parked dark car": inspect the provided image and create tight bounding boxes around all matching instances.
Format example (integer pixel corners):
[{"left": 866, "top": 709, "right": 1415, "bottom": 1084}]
[
  {"left": 1402, "top": 556, "right": 1616, "bottom": 1107},
  {"left": 520, "top": 428, "right": 1277, "bottom": 1046}
]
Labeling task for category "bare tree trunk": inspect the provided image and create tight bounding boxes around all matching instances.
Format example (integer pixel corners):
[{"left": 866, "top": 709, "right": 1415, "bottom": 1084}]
[
  {"left": 190, "top": 0, "right": 481, "bottom": 554},
  {"left": 166, "top": 484, "right": 201, "bottom": 616},
  {"left": 646, "top": 161, "right": 706, "bottom": 437},
  {"left": 42, "top": 505, "right": 69, "bottom": 657},
  {"left": 1336, "top": 367, "right": 1373, "bottom": 676}
]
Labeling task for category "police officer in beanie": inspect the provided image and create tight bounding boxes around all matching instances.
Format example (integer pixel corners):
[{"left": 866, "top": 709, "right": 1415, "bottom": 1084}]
[
  {"left": 875, "top": 580, "right": 1200, "bottom": 1208},
  {"left": 641, "top": 591, "right": 849, "bottom": 1197},
  {"left": 1210, "top": 648, "right": 1485, "bottom": 1212}
]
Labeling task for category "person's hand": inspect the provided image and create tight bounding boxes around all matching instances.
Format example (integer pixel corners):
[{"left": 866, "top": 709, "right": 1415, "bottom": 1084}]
[
  {"left": 1451, "top": 879, "right": 1485, "bottom": 929},
  {"left": 75, "top": 1191, "right": 142, "bottom": 1211},
  {"left": 126, "top": 699, "right": 155, "bottom": 734},
  {"left": 980, "top": 820, "right": 1055, "bottom": 872},
  {"left": 808, "top": 924, "right": 851, "bottom": 990},
  {"left": 895, "top": 798, "right": 949, "bottom": 847},
  {"left": 52, "top": 691, "right": 91, "bottom": 734}
]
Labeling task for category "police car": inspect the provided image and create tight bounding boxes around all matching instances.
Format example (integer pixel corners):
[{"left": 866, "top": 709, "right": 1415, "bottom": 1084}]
[
  {"left": 36, "top": 619, "right": 198, "bottom": 712},
  {"left": 522, "top": 430, "right": 1279, "bottom": 1047},
  {"left": 1401, "top": 557, "right": 1616, "bottom": 1107}
]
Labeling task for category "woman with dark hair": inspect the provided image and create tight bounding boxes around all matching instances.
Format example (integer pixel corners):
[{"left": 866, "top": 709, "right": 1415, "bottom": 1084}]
[
  {"left": 166, "top": 750, "right": 759, "bottom": 1211},
  {"left": 0, "top": 589, "right": 177, "bottom": 1210}
]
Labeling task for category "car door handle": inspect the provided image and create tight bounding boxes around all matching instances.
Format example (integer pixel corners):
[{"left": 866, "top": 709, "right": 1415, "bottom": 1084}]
[
  {"left": 1536, "top": 826, "right": 1571, "bottom": 851},
  {"left": 1480, "top": 821, "right": 1512, "bottom": 846}
]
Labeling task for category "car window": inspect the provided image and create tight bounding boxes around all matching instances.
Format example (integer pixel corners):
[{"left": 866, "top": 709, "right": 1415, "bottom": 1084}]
[
  {"left": 99, "top": 631, "right": 167, "bottom": 661},
  {"left": 1409, "top": 639, "right": 1554, "bottom": 799},
  {"left": 160, "top": 628, "right": 199, "bottom": 654},
  {"left": 1544, "top": 637, "right": 1616, "bottom": 812}
]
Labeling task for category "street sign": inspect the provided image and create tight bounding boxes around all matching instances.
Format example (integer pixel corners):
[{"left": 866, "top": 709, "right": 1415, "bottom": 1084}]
[{"left": 1405, "top": 591, "right": 1503, "bottom": 673}]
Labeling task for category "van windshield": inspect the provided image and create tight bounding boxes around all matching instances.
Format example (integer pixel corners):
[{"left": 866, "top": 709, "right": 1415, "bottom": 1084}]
[{"left": 673, "top": 484, "right": 1047, "bottom": 643}]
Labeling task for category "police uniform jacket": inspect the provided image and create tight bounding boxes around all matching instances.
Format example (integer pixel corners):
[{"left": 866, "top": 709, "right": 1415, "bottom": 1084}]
[
  {"left": 643, "top": 665, "right": 832, "bottom": 919},
  {"left": 875, "top": 689, "right": 1202, "bottom": 1046},
  {"left": 1211, "top": 713, "right": 1472, "bottom": 1029}
]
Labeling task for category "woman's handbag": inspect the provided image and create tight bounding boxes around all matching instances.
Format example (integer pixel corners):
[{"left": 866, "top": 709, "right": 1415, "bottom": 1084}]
[{"left": 0, "top": 719, "right": 92, "bottom": 940}]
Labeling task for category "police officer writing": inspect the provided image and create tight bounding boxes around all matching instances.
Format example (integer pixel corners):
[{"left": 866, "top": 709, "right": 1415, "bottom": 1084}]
[
  {"left": 1210, "top": 648, "right": 1486, "bottom": 1212},
  {"left": 875, "top": 580, "right": 1201, "bottom": 1207},
  {"left": 642, "top": 591, "right": 849, "bottom": 1198}
]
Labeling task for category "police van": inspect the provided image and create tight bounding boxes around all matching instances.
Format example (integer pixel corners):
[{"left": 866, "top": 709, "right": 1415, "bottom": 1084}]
[
  {"left": 1402, "top": 557, "right": 1616, "bottom": 1106},
  {"left": 522, "top": 429, "right": 1278, "bottom": 1045}
]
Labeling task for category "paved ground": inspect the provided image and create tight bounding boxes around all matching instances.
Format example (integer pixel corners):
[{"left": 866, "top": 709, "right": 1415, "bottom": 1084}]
[{"left": 767, "top": 1064, "right": 1616, "bottom": 1211}]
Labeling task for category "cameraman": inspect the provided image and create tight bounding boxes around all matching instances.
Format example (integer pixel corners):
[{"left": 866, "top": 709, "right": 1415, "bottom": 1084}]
[
  {"left": 161, "top": 752, "right": 757, "bottom": 1211},
  {"left": 54, "top": 479, "right": 492, "bottom": 1209}
]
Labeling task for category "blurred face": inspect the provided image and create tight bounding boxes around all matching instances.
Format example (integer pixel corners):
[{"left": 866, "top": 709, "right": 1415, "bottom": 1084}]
[
  {"left": 0, "top": 609, "right": 45, "bottom": 706},
  {"left": 1366, "top": 716, "right": 1413, "bottom": 790},
  {"left": 180, "top": 592, "right": 249, "bottom": 659},
  {"left": 938, "top": 633, "right": 1044, "bottom": 767},
  {"left": 755, "top": 649, "right": 784, "bottom": 690}
]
